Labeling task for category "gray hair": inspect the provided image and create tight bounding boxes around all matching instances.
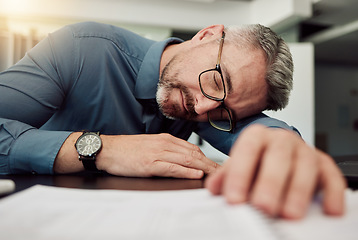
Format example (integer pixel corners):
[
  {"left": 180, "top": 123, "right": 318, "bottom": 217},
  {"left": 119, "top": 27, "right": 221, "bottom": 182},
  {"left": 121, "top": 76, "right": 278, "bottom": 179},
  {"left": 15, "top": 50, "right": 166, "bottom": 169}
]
[{"left": 224, "top": 24, "right": 293, "bottom": 111}]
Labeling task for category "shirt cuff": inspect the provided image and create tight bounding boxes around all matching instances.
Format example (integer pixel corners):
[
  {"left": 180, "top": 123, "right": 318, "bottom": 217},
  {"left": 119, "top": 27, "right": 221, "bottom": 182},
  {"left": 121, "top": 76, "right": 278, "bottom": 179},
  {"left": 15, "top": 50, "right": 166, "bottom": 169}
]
[{"left": 9, "top": 129, "right": 72, "bottom": 174}]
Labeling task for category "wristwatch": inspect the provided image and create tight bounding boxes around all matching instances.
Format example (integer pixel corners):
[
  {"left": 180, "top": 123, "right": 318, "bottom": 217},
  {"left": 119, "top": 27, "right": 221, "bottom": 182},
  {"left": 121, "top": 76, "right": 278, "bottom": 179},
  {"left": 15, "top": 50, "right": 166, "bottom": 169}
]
[{"left": 75, "top": 131, "right": 102, "bottom": 171}]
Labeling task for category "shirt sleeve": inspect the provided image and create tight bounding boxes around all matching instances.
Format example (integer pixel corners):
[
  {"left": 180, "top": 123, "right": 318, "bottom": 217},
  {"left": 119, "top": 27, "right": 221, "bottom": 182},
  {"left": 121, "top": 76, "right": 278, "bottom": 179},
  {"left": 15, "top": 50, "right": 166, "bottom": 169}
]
[
  {"left": 0, "top": 26, "right": 76, "bottom": 174},
  {"left": 195, "top": 113, "right": 300, "bottom": 155}
]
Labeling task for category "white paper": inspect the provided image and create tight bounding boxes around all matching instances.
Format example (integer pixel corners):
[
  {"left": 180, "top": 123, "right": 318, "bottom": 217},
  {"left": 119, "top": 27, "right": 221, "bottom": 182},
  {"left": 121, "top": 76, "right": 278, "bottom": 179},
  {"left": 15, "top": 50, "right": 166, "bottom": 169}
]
[
  {"left": 0, "top": 185, "right": 278, "bottom": 240},
  {"left": 274, "top": 189, "right": 358, "bottom": 240}
]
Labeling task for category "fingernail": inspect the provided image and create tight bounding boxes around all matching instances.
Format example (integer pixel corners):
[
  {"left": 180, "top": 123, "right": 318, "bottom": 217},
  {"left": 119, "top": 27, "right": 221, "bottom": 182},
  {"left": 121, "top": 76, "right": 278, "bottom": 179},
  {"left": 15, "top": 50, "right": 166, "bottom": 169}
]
[{"left": 195, "top": 170, "right": 204, "bottom": 178}]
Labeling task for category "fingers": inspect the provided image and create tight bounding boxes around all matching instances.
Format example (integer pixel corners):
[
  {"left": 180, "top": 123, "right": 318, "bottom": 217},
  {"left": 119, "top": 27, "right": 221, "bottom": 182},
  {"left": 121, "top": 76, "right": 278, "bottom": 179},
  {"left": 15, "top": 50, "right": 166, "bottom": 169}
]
[
  {"left": 205, "top": 166, "right": 225, "bottom": 194},
  {"left": 279, "top": 146, "right": 319, "bottom": 219},
  {"left": 249, "top": 132, "right": 295, "bottom": 217},
  {"left": 150, "top": 161, "right": 204, "bottom": 179},
  {"left": 280, "top": 150, "right": 346, "bottom": 219},
  {"left": 206, "top": 125, "right": 267, "bottom": 203},
  {"left": 204, "top": 124, "right": 347, "bottom": 219},
  {"left": 318, "top": 150, "right": 346, "bottom": 216},
  {"left": 221, "top": 129, "right": 265, "bottom": 204},
  {"left": 220, "top": 125, "right": 299, "bottom": 215},
  {"left": 157, "top": 134, "right": 220, "bottom": 175}
]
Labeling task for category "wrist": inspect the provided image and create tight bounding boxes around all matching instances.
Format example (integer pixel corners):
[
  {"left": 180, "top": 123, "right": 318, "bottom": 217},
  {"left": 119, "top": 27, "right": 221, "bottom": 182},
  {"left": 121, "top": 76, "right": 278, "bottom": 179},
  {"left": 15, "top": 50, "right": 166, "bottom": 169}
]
[
  {"left": 94, "top": 134, "right": 112, "bottom": 172},
  {"left": 95, "top": 134, "right": 127, "bottom": 175},
  {"left": 54, "top": 132, "right": 83, "bottom": 173}
]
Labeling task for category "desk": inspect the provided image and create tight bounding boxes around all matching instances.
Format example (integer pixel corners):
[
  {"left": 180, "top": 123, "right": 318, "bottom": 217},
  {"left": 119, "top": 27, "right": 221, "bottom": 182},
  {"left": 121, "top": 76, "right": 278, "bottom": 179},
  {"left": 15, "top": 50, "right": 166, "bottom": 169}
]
[
  {"left": 1, "top": 171, "right": 357, "bottom": 199},
  {"left": 0, "top": 173, "right": 205, "bottom": 198},
  {"left": 334, "top": 155, "right": 358, "bottom": 189},
  {"left": 1, "top": 155, "right": 358, "bottom": 199}
]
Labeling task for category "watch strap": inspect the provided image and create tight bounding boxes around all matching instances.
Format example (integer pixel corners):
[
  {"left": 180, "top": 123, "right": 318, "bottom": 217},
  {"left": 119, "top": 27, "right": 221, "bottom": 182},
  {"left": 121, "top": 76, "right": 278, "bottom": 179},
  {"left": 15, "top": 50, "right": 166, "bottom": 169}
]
[{"left": 80, "top": 156, "right": 99, "bottom": 171}]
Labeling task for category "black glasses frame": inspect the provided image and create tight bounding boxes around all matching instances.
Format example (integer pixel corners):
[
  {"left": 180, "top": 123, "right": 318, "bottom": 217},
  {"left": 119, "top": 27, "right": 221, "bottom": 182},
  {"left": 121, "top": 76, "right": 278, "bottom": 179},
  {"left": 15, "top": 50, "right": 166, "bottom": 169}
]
[{"left": 198, "top": 32, "right": 235, "bottom": 132}]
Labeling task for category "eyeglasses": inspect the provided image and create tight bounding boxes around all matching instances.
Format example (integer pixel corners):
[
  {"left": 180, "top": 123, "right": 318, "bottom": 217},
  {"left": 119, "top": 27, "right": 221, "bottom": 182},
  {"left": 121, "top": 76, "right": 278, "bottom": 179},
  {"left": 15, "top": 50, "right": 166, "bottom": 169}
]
[{"left": 198, "top": 32, "right": 235, "bottom": 132}]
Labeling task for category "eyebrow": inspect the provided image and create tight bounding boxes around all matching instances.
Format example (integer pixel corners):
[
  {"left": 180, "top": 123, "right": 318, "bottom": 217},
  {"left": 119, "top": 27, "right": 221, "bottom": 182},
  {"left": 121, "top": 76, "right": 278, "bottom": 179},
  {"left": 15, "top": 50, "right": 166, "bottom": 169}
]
[
  {"left": 222, "top": 67, "right": 233, "bottom": 94},
  {"left": 221, "top": 66, "right": 237, "bottom": 121}
]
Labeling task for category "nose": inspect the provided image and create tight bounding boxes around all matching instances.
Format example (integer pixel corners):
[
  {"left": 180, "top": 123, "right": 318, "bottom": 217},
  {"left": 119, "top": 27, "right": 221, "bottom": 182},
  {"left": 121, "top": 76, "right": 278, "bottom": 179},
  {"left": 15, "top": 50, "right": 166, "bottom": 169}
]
[{"left": 195, "top": 95, "right": 221, "bottom": 116}]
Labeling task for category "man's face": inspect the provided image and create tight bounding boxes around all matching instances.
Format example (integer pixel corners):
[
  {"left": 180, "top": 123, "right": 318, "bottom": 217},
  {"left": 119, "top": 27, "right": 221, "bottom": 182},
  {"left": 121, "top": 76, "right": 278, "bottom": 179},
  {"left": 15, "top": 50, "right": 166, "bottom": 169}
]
[
  {"left": 156, "top": 53, "right": 198, "bottom": 120},
  {"left": 156, "top": 39, "right": 268, "bottom": 123}
]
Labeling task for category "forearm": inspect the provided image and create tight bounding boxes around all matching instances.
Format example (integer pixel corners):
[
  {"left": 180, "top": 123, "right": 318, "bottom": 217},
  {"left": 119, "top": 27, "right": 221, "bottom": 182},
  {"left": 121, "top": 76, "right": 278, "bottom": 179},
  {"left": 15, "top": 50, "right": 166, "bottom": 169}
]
[{"left": 53, "top": 132, "right": 83, "bottom": 173}]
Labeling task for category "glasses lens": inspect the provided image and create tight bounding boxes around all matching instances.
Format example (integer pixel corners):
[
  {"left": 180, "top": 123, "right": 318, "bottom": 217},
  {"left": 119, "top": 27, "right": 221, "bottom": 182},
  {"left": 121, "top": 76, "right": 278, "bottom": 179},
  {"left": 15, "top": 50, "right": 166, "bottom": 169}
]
[
  {"left": 200, "top": 70, "right": 225, "bottom": 100},
  {"left": 208, "top": 107, "right": 232, "bottom": 131}
]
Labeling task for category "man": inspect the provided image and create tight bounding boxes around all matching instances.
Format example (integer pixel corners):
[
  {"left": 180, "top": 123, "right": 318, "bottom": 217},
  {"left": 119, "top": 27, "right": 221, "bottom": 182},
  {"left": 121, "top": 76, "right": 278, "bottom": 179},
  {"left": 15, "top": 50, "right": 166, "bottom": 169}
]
[{"left": 0, "top": 22, "right": 345, "bottom": 219}]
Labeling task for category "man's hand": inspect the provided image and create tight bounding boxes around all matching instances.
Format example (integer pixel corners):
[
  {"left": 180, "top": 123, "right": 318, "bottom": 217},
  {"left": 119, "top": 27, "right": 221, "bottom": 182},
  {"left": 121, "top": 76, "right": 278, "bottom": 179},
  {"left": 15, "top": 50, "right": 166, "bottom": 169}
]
[
  {"left": 55, "top": 132, "right": 219, "bottom": 179},
  {"left": 97, "top": 133, "right": 219, "bottom": 178},
  {"left": 205, "top": 124, "right": 346, "bottom": 219}
]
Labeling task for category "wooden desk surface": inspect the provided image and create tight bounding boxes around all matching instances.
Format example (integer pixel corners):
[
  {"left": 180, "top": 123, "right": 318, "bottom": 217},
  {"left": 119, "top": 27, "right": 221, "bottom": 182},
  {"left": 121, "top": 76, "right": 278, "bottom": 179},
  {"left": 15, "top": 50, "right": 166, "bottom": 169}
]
[
  {"left": 0, "top": 173, "right": 205, "bottom": 198},
  {"left": 334, "top": 155, "right": 358, "bottom": 189},
  {"left": 2, "top": 155, "right": 358, "bottom": 199}
]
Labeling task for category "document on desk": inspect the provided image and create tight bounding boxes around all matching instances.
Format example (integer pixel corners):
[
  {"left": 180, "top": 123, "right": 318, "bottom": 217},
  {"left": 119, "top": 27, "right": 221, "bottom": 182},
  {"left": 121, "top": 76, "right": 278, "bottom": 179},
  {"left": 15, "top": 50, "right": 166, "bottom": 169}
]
[
  {"left": 0, "top": 185, "right": 357, "bottom": 240},
  {"left": 273, "top": 189, "right": 358, "bottom": 240},
  {"left": 0, "top": 185, "right": 277, "bottom": 240}
]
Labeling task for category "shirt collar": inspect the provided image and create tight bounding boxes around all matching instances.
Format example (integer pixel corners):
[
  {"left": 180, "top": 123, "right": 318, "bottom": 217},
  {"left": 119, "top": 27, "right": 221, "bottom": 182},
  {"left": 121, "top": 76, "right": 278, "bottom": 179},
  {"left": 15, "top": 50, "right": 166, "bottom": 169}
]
[{"left": 134, "top": 37, "right": 183, "bottom": 99}]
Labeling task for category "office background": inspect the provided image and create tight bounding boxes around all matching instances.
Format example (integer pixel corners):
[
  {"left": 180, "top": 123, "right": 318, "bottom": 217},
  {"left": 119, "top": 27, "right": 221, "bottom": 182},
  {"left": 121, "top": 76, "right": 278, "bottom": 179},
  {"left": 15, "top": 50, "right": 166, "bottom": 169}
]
[{"left": 0, "top": 0, "right": 357, "bottom": 159}]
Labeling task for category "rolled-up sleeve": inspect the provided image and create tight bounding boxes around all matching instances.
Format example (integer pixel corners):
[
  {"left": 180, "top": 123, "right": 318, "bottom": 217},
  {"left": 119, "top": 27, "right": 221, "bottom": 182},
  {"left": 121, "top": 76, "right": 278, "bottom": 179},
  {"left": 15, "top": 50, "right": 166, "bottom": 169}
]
[{"left": 0, "top": 119, "right": 71, "bottom": 174}]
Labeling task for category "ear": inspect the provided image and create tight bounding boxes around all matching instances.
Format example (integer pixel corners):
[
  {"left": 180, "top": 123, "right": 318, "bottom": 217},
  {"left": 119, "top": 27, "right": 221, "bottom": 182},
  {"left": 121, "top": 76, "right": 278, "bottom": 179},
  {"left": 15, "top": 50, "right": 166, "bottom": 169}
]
[{"left": 191, "top": 24, "right": 225, "bottom": 44}]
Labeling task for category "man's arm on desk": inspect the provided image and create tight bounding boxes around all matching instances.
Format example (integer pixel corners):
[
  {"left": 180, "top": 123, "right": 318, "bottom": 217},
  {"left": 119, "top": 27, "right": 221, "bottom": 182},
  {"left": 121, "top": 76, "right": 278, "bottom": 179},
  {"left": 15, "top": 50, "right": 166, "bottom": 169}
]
[
  {"left": 54, "top": 132, "right": 219, "bottom": 178},
  {"left": 205, "top": 124, "right": 346, "bottom": 219}
]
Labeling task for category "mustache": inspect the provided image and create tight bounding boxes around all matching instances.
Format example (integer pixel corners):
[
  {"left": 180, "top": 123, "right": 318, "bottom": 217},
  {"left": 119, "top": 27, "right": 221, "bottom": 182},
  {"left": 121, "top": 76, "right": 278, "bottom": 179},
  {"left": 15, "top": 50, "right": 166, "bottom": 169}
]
[
  {"left": 180, "top": 85, "right": 198, "bottom": 119},
  {"left": 159, "top": 81, "right": 198, "bottom": 119}
]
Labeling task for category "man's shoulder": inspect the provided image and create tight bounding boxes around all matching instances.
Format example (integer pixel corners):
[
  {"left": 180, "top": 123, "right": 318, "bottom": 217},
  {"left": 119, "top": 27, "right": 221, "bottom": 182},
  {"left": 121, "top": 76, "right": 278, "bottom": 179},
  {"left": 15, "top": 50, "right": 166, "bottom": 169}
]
[
  {"left": 66, "top": 22, "right": 136, "bottom": 39},
  {"left": 61, "top": 22, "right": 155, "bottom": 53}
]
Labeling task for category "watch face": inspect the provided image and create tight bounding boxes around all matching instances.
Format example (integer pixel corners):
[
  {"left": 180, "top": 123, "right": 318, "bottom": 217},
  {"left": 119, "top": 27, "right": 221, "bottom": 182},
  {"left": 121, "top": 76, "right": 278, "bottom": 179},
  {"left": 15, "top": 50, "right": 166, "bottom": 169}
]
[{"left": 75, "top": 133, "right": 102, "bottom": 157}]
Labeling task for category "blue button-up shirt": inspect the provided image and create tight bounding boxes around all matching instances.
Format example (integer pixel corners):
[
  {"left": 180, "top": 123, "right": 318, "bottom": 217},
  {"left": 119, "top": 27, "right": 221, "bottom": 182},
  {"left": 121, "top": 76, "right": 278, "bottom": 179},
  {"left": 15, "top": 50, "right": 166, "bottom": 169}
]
[{"left": 0, "top": 22, "right": 297, "bottom": 174}]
